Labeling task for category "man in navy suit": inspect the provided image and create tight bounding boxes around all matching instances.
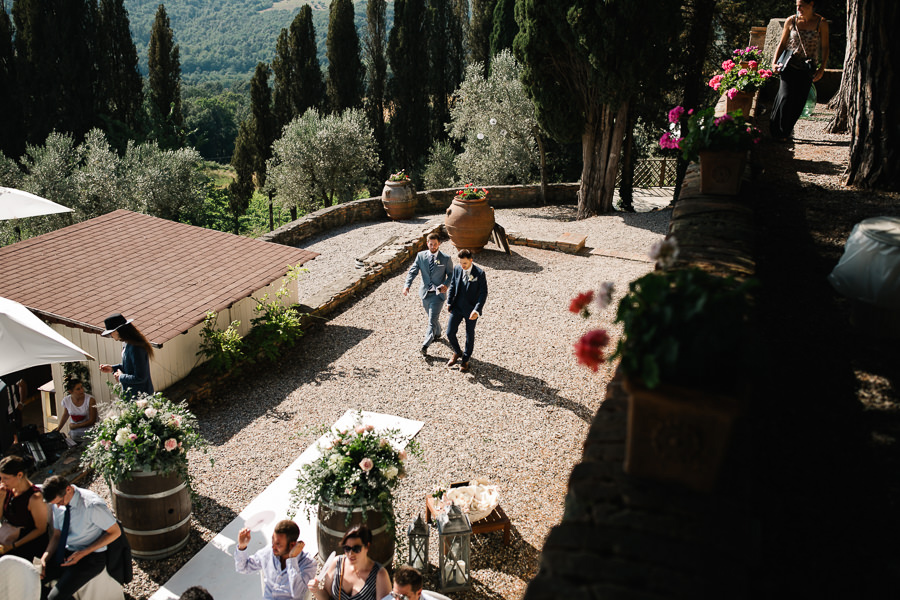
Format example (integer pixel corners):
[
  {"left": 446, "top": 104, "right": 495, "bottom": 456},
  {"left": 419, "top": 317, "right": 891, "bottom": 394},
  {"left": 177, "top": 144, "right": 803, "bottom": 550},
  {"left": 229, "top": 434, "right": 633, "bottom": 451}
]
[
  {"left": 445, "top": 249, "right": 488, "bottom": 373},
  {"left": 403, "top": 233, "right": 454, "bottom": 355}
]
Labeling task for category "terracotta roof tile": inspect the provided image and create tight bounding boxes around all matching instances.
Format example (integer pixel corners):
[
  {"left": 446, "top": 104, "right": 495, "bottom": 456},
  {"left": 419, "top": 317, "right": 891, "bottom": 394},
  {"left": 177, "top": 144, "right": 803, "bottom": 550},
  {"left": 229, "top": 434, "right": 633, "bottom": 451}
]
[{"left": 0, "top": 210, "right": 317, "bottom": 345}]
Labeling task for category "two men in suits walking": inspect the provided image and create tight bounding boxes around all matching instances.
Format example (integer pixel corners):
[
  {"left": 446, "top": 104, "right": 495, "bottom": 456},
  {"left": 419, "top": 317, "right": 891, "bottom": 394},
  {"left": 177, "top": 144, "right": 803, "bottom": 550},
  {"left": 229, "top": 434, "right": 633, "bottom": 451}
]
[
  {"left": 403, "top": 233, "right": 454, "bottom": 355},
  {"left": 446, "top": 249, "right": 488, "bottom": 373}
]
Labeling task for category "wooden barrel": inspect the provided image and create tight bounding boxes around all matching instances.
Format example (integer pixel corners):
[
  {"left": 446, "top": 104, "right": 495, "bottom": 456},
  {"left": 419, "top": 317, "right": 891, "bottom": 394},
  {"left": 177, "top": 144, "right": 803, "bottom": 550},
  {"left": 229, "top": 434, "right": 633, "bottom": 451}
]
[
  {"left": 111, "top": 471, "right": 191, "bottom": 560},
  {"left": 317, "top": 501, "right": 394, "bottom": 565}
]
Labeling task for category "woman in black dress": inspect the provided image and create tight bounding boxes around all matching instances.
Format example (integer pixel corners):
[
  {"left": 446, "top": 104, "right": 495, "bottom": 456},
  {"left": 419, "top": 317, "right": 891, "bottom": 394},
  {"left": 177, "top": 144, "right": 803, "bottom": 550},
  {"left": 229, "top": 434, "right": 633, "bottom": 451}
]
[{"left": 0, "top": 455, "right": 49, "bottom": 561}]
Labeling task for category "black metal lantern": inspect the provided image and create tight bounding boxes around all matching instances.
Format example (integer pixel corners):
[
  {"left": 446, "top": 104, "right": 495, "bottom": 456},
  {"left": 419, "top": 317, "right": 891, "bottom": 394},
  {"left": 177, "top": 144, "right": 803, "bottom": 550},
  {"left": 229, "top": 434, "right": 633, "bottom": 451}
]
[
  {"left": 436, "top": 504, "right": 471, "bottom": 592},
  {"left": 407, "top": 513, "right": 429, "bottom": 572}
]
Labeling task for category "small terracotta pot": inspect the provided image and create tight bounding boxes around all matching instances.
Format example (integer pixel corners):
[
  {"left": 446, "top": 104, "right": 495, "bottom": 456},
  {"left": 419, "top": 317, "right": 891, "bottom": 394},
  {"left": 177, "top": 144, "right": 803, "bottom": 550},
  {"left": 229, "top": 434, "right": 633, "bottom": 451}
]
[
  {"left": 724, "top": 90, "right": 754, "bottom": 118},
  {"left": 699, "top": 150, "right": 747, "bottom": 196},
  {"left": 445, "top": 195, "right": 495, "bottom": 252},
  {"left": 382, "top": 180, "right": 417, "bottom": 220}
]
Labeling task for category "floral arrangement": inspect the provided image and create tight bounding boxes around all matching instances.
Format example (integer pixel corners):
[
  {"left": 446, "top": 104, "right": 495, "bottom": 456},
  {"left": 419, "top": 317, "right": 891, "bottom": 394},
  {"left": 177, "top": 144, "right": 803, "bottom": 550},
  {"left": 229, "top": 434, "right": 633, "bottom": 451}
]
[
  {"left": 455, "top": 183, "right": 489, "bottom": 200},
  {"left": 290, "top": 414, "right": 421, "bottom": 533},
  {"left": 570, "top": 239, "right": 758, "bottom": 391},
  {"left": 659, "top": 106, "right": 761, "bottom": 163},
  {"left": 432, "top": 477, "right": 500, "bottom": 522},
  {"left": 389, "top": 169, "right": 411, "bottom": 182},
  {"left": 732, "top": 45, "right": 764, "bottom": 65},
  {"left": 708, "top": 54, "right": 774, "bottom": 98},
  {"left": 81, "top": 390, "right": 209, "bottom": 490}
]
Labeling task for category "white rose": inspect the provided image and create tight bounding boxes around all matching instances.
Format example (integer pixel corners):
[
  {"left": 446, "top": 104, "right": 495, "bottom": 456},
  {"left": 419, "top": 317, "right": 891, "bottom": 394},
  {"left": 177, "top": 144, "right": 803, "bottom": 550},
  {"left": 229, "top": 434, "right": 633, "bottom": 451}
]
[
  {"left": 115, "top": 428, "right": 131, "bottom": 446},
  {"left": 384, "top": 466, "right": 399, "bottom": 480},
  {"left": 135, "top": 399, "right": 148, "bottom": 409},
  {"left": 144, "top": 407, "right": 158, "bottom": 419}
]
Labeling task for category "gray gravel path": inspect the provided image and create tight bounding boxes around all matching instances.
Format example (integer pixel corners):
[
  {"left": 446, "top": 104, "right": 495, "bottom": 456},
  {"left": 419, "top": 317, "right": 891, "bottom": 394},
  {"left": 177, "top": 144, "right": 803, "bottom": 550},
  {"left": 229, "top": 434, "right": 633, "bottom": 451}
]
[{"left": 86, "top": 204, "right": 671, "bottom": 600}]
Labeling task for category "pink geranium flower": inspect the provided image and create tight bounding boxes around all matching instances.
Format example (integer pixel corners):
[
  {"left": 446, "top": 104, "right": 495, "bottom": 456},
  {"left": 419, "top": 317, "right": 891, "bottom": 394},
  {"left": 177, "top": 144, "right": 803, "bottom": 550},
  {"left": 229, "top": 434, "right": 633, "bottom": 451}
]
[
  {"left": 748, "top": 60, "right": 758, "bottom": 69},
  {"left": 738, "top": 68, "right": 748, "bottom": 77},
  {"left": 722, "top": 59, "right": 736, "bottom": 71},
  {"left": 726, "top": 88, "right": 739, "bottom": 100},
  {"left": 668, "top": 106, "right": 685, "bottom": 123}
]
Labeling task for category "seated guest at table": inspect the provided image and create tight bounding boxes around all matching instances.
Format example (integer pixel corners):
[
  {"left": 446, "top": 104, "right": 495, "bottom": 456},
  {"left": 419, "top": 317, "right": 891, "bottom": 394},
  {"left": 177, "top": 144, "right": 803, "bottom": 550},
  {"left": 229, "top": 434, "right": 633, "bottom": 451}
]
[
  {"left": 385, "top": 565, "right": 443, "bottom": 600},
  {"left": 40, "top": 475, "right": 121, "bottom": 600},
  {"left": 309, "top": 525, "right": 391, "bottom": 600},
  {"left": 234, "top": 519, "right": 316, "bottom": 600},
  {"left": 54, "top": 380, "right": 97, "bottom": 444},
  {"left": 0, "top": 455, "right": 49, "bottom": 561},
  {"left": 99, "top": 313, "right": 154, "bottom": 399}
]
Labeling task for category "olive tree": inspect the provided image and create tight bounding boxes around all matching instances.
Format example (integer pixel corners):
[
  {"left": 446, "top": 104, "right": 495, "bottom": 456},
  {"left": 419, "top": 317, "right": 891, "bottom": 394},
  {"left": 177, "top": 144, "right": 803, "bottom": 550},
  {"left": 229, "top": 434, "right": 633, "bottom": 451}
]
[
  {"left": 267, "top": 108, "right": 381, "bottom": 216},
  {"left": 448, "top": 49, "right": 539, "bottom": 185},
  {"left": 120, "top": 141, "right": 207, "bottom": 224}
]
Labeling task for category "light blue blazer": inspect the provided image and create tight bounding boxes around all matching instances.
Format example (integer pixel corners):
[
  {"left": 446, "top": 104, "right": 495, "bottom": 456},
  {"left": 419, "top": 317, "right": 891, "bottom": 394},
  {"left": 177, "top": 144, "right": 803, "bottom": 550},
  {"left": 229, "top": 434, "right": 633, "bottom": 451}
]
[{"left": 405, "top": 250, "right": 453, "bottom": 300}]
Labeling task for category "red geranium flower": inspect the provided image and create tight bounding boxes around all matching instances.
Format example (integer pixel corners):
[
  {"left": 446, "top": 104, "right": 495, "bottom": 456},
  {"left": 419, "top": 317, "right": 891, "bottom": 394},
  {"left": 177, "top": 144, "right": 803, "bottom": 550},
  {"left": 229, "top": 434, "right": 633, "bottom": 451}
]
[
  {"left": 569, "top": 291, "right": 595, "bottom": 315},
  {"left": 573, "top": 329, "right": 610, "bottom": 372}
]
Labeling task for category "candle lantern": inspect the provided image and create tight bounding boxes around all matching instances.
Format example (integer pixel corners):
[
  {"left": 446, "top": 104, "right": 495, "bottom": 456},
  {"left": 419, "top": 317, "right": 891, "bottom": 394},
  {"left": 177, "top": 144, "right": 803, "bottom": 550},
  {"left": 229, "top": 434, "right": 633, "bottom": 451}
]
[
  {"left": 436, "top": 504, "right": 471, "bottom": 592},
  {"left": 407, "top": 513, "right": 429, "bottom": 573}
]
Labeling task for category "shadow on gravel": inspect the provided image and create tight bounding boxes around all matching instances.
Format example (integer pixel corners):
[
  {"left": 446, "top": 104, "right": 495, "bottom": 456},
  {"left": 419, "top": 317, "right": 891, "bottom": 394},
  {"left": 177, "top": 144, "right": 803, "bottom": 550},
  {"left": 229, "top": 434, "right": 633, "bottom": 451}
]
[
  {"left": 468, "top": 360, "right": 594, "bottom": 424},
  {"left": 191, "top": 492, "right": 240, "bottom": 538},
  {"left": 197, "top": 324, "right": 374, "bottom": 445},
  {"left": 476, "top": 247, "right": 543, "bottom": 273}
]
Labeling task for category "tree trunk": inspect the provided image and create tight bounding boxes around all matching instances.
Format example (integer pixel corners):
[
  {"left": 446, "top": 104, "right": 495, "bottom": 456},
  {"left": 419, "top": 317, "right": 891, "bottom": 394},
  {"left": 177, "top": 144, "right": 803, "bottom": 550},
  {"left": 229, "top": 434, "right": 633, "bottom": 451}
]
[
  {"left": 577, "top": 101, "right": 629, "bottom": 219},
  {"left": 535, "top": 129, "right": 547, "bottom": 206},
  {"left": 826, "top": 0, "right": 854, "bottom": 134},
  {"left": 267, "top": 190, "right": 275, "bottom": 231},
  {"left": 618, "top": 109, "right": 637, "bottom": 213},
  {"left": 290, "top": 206, "right": 297, "bottom": 221},
  {"left": 844, "top": 0, "right": 900, "bottom": 190}
]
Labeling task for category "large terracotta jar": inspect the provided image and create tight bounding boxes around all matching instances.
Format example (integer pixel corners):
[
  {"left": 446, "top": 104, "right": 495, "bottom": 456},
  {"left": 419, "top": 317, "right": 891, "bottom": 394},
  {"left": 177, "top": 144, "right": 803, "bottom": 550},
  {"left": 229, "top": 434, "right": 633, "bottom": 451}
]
[
  {"left": 445, "top": 191, "right": 495, "bottom": 252},
  {"left": 382, "top": 180, "right": 417, "bottom": 220}
]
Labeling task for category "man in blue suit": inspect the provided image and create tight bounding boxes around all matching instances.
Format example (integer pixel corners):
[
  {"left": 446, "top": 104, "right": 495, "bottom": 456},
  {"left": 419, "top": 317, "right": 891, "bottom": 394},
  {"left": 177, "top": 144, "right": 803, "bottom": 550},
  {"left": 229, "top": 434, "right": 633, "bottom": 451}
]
[
  {"left": 403, "top": 233, "right": 454, "bottom": 355},
  {"left": 445, "top": 249, "right": 488, "bottom": 373}
]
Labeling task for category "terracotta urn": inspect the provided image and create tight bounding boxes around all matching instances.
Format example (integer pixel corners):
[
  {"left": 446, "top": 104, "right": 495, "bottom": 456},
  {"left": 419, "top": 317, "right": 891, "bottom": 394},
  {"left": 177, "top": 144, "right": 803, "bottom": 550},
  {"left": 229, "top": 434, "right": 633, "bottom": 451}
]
[
  {"left": 382, "top": 180, "right": 417, "bottom": 220},
  {"left": 445, "top": 192, "right": 495, "bottom": 252},
  {"left": 698, "top": 150, "right": 747, "bottom": 196}
]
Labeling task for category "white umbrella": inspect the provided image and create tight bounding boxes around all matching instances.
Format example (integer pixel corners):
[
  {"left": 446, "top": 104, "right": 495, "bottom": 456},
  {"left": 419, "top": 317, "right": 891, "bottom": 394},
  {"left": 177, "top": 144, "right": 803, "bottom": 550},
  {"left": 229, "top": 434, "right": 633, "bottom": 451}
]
[
  {"left": 0, "top": 187, "right": 73, "bottom": 220},
  {"left": 0, "top": 296, "right": 94, "bottom": 376}
]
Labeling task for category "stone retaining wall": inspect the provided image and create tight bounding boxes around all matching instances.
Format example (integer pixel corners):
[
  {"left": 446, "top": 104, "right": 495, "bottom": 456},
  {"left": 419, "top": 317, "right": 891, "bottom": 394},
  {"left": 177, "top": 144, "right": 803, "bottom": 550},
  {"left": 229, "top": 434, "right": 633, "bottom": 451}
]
[{"left": 258, "top": 183, "right": 580, "bottom": 247}]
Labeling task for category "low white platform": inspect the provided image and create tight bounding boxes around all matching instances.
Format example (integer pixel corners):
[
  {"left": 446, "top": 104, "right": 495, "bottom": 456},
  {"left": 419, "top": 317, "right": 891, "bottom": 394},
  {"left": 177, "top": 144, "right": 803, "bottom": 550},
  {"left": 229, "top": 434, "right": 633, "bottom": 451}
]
[{"left": 150, "top": 410, "right": 425, "bottom": 600}]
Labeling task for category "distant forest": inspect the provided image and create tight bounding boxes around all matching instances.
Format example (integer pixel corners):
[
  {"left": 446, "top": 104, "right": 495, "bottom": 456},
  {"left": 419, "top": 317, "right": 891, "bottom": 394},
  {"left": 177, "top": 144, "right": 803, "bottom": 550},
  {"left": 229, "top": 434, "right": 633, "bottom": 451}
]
[{"left": 124, "top": 0, "right": 391, "bottom": 82}]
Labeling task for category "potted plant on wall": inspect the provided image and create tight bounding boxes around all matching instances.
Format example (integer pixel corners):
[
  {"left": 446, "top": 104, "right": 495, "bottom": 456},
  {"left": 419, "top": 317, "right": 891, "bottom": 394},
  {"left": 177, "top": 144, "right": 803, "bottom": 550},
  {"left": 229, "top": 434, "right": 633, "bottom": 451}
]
[
  {"left": 290, "top": 414, "right": 420, "bottom": 565},
  {"left": 82, "top": 389, "right": 209, "bottom": 559},
  {"left": 382, "top": 169, "right": 417, "bottom": 220},
  {"left": 660, "top": 106, "right": 761, "bottom": 195},
  {"left": 708, "top": 50, "right": 775, "bottom": 117},
  {"left": 570, "top": 239, "right": 758, "bottom": 491}
]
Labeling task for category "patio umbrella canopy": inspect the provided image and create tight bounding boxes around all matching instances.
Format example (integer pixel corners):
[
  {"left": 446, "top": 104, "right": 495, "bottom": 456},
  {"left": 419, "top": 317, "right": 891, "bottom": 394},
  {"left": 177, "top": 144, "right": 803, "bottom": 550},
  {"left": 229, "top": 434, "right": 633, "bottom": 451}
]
[
  {"left": 0, "top": 296, "right": 94, "bottom": 376},
  {"left": 0, "top": 187, "right": 73, "bottom": 220}
]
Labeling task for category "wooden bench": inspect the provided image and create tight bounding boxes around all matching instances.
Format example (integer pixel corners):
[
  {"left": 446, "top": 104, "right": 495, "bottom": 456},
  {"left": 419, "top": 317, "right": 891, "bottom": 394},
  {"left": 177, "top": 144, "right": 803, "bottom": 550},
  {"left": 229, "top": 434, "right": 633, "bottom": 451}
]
[{"left": 425, "top": 494, "right": 511, "bottom": 545}]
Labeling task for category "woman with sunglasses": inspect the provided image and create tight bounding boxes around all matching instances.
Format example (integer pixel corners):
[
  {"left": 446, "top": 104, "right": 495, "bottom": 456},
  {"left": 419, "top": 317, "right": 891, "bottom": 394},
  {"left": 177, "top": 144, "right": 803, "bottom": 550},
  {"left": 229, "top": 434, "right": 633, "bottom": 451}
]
[{"left": 308, "top": 525, "right": 391, "bottom": 600}]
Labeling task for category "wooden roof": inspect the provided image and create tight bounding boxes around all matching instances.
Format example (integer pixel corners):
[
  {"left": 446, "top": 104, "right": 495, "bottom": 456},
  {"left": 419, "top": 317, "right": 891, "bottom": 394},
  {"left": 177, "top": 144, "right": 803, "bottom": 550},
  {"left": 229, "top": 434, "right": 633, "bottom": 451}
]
[{"left": 0, "top": 210, "right": 317, "bottom": 345}]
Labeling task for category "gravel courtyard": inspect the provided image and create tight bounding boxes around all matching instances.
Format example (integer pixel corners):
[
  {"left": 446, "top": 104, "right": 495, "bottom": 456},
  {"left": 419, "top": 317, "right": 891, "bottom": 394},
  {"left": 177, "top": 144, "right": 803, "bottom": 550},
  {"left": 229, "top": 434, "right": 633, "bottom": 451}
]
[{"left": 89, "top": 204, "right": 671, "bottom": 599}]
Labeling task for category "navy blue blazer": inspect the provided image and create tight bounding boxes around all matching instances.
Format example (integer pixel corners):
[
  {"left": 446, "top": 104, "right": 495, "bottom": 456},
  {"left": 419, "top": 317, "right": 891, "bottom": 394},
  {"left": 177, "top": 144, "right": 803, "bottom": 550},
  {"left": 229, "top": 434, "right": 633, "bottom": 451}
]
[
  {"left": 447, "top": 264, "right": 488, "bottom": 318},
  {"left": 112, "top": 343, "right": 154, "bottom": 397}
]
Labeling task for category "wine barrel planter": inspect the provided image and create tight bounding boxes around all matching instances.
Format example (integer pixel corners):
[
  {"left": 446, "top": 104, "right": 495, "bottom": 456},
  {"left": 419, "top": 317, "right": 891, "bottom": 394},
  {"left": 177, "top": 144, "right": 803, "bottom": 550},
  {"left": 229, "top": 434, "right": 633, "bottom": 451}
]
[
  {"left": 381, "top": 181, "right": 417, "bottom": 220},
  {"left": 698, "top": 151, "right": 747, "bottom": 196},
  {"left": 111, "top": 471, "right": 192, "bottom": 560},
  {"left": 317, "top": 500, "right": 394, "bottom": 565},
  {"left": 444, "top": 196, "right": 495, "bottom": 252}
]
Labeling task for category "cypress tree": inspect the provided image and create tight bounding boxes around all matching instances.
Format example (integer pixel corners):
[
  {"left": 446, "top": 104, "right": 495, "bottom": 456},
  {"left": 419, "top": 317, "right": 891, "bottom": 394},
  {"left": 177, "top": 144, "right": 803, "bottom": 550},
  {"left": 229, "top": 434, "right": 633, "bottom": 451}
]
[
  {"left": 272, "top": 5, "right": 324, "bottom": 132},
  {"left": 326, "top": 0, "right": 364, "bottom": 113},
  {"left": 229, "top": 120, "right": 255, "bottom": 234},
  {"left": 364, "top": 0, "right": 388, "bottom": 179},
  {"left": 147, "top": 3, "right": 183, "bottom": 147},
  {"left": 489, "top": 0, "right": 517, "bottom": 56},
  {"left": 469, "top": 0, "right": 496, "bottom": 75},
  {"left": 0, "top": 2, "right": 24, "bottom": 158},
  {"left": 427, "top": 0, "right": 452, "bottom": 143},
  {"left": 387, "top": 0, "right": 429, "bottom": 172},
  {"left": 249, "top": 61, "right": 277, "bottom": 230},
  {"left": 96, "top": 0, "right": 143, "bottom": 141}
]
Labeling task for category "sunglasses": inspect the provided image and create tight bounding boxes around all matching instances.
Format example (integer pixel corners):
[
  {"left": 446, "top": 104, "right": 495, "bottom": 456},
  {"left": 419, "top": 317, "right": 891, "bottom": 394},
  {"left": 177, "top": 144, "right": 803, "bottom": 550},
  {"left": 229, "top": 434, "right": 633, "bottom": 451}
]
[
  {"left": 342, "top": 544, "right": 363, "bottom": 554},
  {"left": 389, "top": 593, "right": 409, "bottom": 600}
]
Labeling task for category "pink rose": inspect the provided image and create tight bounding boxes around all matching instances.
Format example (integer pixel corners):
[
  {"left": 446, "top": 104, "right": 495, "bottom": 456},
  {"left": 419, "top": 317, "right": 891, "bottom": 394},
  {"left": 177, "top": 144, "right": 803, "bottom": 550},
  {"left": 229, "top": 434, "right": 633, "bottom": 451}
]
[
  {"left": 165, "top": 438, "right": 178, "bottom": 452},
  {"left": 726, "top": 88, "right": 738, "bottom": 100},
  {"left": 399, "top": 450, "right": 408, "bottom": 461},
  {"left": 354, "top": 425, "right": 366, "bottom": 434},
  {"left": 101, "top": 440, "right": 112, "bottom": 450},
  {"left": 129, "top": 433, "right": 137, "bottom": 441},
  {"left": 574, "top": 330, "right": 610, "bottom": 372},
  {"left": 365, "top": 424, "right": 374, "bottom": 432},
  {"left": 170, "top": 415, "right": 183, "bottom": 427},
  {"left": 359, "top": 457, "right": 374, "bottom": 472}
]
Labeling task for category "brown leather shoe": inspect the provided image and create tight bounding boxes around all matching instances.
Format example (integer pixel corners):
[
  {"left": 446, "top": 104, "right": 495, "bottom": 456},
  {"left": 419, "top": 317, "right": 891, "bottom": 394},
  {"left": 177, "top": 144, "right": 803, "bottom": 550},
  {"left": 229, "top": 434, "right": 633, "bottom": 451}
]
[
  {"left": 460, "top": 361, "right": 470, "bottom": 373},
  {"left": 447, "top": 353, "right": 460, "bottom": 367}
]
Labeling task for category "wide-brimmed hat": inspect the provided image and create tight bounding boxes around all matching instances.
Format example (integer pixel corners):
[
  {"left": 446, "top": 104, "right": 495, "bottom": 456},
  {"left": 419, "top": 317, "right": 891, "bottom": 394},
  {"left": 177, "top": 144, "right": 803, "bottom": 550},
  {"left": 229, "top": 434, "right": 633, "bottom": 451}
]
[{"left": 101, "top": 313, "right": 133, "bottom": 336}]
